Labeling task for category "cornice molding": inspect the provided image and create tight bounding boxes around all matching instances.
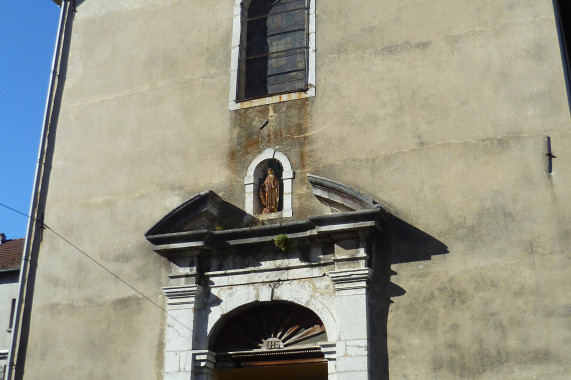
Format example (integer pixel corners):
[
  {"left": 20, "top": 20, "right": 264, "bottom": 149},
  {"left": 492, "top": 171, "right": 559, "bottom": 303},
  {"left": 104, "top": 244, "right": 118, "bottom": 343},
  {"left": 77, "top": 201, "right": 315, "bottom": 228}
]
[
  {"left": 329, "top": 268, "right": 373, "bottom": 291},
  {"left": 163, "top": 285, "right": 203, "bottom": 306}
]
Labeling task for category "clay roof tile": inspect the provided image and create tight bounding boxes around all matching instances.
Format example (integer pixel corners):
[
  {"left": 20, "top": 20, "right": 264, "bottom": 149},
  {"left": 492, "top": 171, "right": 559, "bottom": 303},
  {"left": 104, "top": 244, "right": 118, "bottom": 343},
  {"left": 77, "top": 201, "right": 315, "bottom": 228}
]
[{"left": 0, "top": 238, "right": 24, "bottom": 270}]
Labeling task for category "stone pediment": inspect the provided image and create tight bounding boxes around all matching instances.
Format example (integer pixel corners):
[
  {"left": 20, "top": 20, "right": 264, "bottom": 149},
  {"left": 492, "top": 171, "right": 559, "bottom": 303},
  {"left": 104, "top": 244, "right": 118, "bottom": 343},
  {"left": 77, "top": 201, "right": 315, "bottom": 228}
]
[
  {"left": 307, "top": 174, "right": 380, "bottom": 212},
  {"left": 144, "top": 190, "right": 252, "bottom": 239},
  {"left": 144, "top": 176, "right": 388, "bottom": 256}
]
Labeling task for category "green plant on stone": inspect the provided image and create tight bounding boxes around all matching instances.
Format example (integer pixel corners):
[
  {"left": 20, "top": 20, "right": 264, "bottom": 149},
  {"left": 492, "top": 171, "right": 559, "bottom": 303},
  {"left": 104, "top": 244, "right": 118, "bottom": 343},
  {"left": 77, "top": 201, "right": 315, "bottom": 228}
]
[{"left": 274, "top": 234, "right": 290, "bottom": 252}]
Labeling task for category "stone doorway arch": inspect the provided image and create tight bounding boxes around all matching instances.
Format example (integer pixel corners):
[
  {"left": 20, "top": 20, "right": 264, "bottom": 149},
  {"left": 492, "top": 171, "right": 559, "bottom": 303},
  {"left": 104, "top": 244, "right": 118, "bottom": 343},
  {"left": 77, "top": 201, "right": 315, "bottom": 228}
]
[{"left": 210, "top": 301, "right": 328, "bottom": 380}]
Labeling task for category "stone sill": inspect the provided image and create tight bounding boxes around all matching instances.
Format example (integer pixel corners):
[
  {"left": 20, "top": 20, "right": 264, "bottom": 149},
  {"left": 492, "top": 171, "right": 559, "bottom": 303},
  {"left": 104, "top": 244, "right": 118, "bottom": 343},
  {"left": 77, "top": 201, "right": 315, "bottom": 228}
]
[
  {"left": 230, "top": 89, "right": 314, "bottom": 110},
  {"left": 256, "top": 211, "right": 283, "bottom": 221}
]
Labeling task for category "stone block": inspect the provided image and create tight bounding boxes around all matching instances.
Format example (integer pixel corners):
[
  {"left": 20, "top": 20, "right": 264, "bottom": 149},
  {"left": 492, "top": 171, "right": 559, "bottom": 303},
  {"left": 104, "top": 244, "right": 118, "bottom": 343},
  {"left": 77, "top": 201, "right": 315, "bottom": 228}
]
[
  {"left": 336, "top": 340, "right": 346, "bottom": 355},
  {"left": 164, "top": 372, "right": 192, "bottom": 380},
  {"left": 336, "top": 370, "right": 368, "bottom": 380},
  {"left": 336, "top": 355, "right": 368, "bottom": 373},
  {"left": 337, "top": 298, "right": 368, "bottom": 340},
  {"left": 346, "top": 339, "right": 368, "bottom": 356},
  {"left": 257, "top": 284, "right": 272, "bottom": 301},
  {"left": 180, "top": 350, "right": 193, "bottom": 372},
  {"left": 165, "top": 313, "right": 194, "bottom": 351},
  {"left": 164, "top": 351, "right": 180, "bottom": 373}
]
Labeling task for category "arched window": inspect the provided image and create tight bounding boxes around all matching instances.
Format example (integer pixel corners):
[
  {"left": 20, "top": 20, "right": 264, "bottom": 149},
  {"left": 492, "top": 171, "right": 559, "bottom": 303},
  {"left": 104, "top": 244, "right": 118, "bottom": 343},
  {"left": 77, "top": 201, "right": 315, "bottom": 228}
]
[
  {"left": 230, "top": 0, "right": 316, "bottom": 109},
  {"left": 239, "top": 0, "right": 309, "bottom": 100}
]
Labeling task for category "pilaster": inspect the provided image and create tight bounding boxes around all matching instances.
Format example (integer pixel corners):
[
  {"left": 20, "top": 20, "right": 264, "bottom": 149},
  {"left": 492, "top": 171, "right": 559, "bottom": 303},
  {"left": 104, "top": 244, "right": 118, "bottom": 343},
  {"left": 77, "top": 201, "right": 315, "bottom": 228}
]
[
  {"left": 163, "top": 284, "right": 203, "bottom": 380},
  {"left": 191, "top": 350, "right": 216, "bottom": 380},
  {"left": 319, "top": 341, "right": 337, "bottom": 380},
  {"left": 330, "top": 242, "right": 372, "bottom": 380}
]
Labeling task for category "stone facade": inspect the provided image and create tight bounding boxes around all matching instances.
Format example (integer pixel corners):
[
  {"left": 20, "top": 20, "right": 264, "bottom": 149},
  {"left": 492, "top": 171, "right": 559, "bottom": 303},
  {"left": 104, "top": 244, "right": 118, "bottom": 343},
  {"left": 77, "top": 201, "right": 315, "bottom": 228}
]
[
  {"left": 145, "top": 190, "right": 383, "bottom": 379},
  {"left": 11, "top": 0, "right": 571, "bottom": 379}
]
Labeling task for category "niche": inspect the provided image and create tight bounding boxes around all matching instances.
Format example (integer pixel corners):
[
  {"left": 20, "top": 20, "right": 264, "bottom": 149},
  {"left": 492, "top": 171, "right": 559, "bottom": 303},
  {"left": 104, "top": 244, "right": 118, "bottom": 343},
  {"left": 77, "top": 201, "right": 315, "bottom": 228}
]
[{"left": 244, "top": 148, "right": 294, "bottom": 218}]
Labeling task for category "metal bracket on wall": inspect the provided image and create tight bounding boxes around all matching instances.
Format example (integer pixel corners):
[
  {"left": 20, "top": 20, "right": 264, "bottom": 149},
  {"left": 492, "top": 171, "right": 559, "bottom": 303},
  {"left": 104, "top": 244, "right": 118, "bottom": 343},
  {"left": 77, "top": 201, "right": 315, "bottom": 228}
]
[{"left": 547, "top": 136, "right": 557, "bottom": 174}]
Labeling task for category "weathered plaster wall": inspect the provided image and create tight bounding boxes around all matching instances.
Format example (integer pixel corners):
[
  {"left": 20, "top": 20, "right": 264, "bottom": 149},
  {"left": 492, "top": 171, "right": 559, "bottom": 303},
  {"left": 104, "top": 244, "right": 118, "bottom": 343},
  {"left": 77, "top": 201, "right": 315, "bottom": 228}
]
[
  {"left": 25, "top": 0, "right": 237, "bottom": 378},
  {"left": 0, "top": 272, "right": 19, "bottom": 348},
  {"left": 0, "top": 271, "right": 19, "bottom": 379},
  {"left": 305, "top": 1, "right": 571, "bottom": 378},
  {"left": 24, "top": 0, "right": 571, "bottom": 379}
]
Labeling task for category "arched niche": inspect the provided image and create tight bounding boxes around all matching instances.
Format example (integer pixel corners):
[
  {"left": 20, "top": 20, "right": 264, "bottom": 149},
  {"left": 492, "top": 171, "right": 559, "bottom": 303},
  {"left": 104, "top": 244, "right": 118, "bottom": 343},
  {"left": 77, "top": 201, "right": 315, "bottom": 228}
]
[{"left": 244, "top": 148, "right": 294, "bottom": 218}]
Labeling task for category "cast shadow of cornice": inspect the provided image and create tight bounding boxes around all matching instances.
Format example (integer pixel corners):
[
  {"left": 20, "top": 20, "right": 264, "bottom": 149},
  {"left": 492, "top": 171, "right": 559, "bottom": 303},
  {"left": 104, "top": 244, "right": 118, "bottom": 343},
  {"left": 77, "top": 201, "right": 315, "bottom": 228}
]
[
  {"left": 370, "top": 211, "right": 449, "bottom": 314},
  {"left": 368, "top": 212, "right": 448, "bottom": 380},
  {"left": 385, "top": 213, "right": 449, "bottom": 265},
  {"left": 306, "top": 174, "right": 448, "bottom": 265}
]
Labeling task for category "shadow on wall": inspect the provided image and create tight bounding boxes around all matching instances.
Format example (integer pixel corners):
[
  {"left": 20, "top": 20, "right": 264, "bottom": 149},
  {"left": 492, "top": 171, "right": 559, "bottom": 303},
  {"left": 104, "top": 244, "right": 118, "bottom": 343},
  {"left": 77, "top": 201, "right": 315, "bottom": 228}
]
[
  {"left": 386, "top": 213, "right": 449, "bottom": 265},
  {"left": 368, "top": 212, "right": 449, "bottom": 380}
]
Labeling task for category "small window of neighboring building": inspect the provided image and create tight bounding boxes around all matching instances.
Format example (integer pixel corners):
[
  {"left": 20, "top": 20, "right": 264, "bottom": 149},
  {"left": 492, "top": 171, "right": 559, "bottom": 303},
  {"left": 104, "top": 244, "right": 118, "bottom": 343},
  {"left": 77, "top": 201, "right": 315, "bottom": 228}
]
[
  {"left": 229, "top": 0, "right": 316, "bottom": 109},
  {"left": 8, "top": 298, "right": 16, "bottom": 330}
]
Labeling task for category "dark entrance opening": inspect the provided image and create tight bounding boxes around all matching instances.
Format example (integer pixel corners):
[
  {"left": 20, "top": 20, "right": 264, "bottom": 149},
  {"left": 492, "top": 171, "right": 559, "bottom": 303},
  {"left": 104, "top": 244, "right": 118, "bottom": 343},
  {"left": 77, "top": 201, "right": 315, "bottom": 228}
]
[
  {"left": 213, "top": 362, "right": 327, "bottom": 380},
  {"left": 210, "top": 302, "right": 328, "bottom": 380}
]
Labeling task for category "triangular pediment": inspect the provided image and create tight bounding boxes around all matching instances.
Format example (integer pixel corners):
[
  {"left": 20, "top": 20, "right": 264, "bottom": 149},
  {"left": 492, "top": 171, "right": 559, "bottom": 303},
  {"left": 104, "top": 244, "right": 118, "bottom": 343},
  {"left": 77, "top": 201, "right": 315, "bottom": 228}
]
[
  {"left": 143, "top": 176, "right": 398, "bottom": 257},
  {"left": 145, "top": 190, "right": 251, "bottom": 239}
]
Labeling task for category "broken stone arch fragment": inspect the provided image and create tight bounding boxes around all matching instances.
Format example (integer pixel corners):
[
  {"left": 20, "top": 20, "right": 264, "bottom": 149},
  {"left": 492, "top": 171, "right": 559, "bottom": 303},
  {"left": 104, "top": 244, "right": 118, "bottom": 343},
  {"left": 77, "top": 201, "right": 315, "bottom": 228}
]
[{"left": 307, "top": 174, "right": 380, "bottom": 212}]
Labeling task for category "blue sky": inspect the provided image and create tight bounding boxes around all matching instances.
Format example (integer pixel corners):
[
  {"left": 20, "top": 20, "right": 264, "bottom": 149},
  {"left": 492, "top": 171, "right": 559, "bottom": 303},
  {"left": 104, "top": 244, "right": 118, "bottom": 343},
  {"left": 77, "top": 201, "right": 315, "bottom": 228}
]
[{"left": 0, "top": 1, "right": 61, "bottom": 239}]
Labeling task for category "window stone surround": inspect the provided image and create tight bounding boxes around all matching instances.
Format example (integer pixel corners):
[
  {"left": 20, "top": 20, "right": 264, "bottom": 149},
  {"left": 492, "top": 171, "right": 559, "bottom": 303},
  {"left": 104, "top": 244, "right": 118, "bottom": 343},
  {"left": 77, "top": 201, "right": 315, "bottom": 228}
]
[{"left": 229, "top": 0, "right": 316, "bottom": 110}]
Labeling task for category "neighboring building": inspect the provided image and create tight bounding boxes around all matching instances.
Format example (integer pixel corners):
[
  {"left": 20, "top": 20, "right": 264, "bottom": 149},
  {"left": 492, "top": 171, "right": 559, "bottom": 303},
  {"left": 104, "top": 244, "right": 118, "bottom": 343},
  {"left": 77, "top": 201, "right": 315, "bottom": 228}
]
[
  {"left": 0, "top": 235, "right": 22, "bottom": 379},
  {"left": 9, "top": 0, "right": 571, "bottom": 379}
]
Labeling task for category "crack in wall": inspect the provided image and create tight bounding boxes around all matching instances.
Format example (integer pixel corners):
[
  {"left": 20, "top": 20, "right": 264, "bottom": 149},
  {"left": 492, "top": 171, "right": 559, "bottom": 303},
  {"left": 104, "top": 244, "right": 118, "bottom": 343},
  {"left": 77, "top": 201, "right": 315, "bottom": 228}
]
[
  {"left": 64, "top": 71, "right": 227, "bottom": 108},
  {"left": 300, "top": 132, "right": 566, "bottom": 172}
]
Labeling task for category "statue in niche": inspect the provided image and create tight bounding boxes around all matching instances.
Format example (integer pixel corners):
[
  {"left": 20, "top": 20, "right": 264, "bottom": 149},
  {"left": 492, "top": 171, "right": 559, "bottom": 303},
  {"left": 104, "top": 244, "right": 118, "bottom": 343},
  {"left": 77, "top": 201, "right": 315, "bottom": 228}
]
[{"left": 259, "top": 168, "right": 280, "bottom": 214}]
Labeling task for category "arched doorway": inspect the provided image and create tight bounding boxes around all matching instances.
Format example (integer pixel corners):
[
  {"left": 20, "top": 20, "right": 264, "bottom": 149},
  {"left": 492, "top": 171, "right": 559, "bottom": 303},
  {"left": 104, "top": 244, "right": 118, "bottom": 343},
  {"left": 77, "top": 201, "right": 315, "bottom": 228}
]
[{"left": 210, "top": 302, "right": 328, "bottom": 380}]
